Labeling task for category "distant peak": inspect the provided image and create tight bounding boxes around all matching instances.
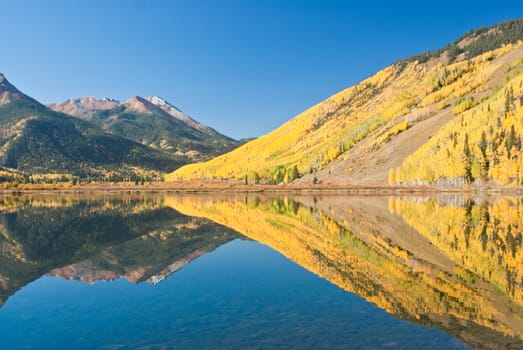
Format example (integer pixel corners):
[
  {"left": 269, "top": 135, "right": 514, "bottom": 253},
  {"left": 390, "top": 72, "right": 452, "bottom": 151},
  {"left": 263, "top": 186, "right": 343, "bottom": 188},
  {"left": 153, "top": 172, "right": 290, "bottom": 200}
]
[
  {"left": 124, "top": 96, "right": 155, "bottom": 114},
  {"left": 64, "top": 96, "right": 120, "bottom": 105},
  {"left": 0, "top": 73, "right": 18, "bottom": 92},
  {"left": 48, "top": 95, "right": 121, "bottom": 119},
  {"left": 146, "top": 96, "right": 166, "bottom": 104},
  {"left": 83, "top": 96, "right": 119, "bottom": 103},
  {"left": 0, "top": 73, "right": 31, "bottom": 106},
  {"left": 145, "top": 96, "right": 183, "bottom": 111},
  {"left": 143, "top": 96, "right": 209, "bottom": 131},
  {"left": 125, "top": 95, "right": 150, "bottom": 104}
]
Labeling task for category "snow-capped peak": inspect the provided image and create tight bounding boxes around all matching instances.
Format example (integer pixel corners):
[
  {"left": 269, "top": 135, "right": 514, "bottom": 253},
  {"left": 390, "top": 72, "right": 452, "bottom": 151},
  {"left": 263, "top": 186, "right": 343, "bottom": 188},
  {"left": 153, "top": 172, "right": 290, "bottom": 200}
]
[
  {"left": 145, "top": 96, "right": 182, "bottom": 112},
  {"left": 145, "top": 96, "right": 206, "bottom": 130}
]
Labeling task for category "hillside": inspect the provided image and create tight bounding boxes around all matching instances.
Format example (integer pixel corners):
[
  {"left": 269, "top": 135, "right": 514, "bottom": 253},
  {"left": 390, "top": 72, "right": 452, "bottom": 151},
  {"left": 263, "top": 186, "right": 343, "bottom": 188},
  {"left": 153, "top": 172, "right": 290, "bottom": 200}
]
[
  {"left": 392, "top": 64, "right": 523, "bottom": 186},
  {"left": 49, "top": 95, "right": 240, "bottom": 161},
  {"left": 0, "top": 74, "right": 187, "bottom": 179},
  {"left": 168, "top": 19, "right": 523, "bottom": 187}
]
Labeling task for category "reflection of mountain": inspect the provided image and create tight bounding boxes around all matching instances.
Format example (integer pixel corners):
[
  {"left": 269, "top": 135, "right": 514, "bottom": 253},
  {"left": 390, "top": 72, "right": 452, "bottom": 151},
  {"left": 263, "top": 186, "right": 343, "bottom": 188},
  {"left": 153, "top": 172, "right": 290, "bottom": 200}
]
[
  {"left": 48, "top": 248, "right": 208, "bottom": 285},
  {"left": 46, "top": 218, "right": 226, "bottom": 285},
  {"left": 167, "top": 195, "right": 523, "bottom": 350},
  {"left": 0, "top": 196, "right": 238, "bottom": 306}
]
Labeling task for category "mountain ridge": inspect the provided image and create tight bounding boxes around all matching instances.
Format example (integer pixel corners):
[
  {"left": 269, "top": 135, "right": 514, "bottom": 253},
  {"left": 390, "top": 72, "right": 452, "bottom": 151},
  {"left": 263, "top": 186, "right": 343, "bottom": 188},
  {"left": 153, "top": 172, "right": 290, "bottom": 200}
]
[
  {"left": 47, "top": 96, "right": 120, "bottom": 120},
  {"left": 49, "top": 94, "right": 240, "bottom": 161},
  {"left": 0, "top": 75, "right": 186, "bottom": 178}
]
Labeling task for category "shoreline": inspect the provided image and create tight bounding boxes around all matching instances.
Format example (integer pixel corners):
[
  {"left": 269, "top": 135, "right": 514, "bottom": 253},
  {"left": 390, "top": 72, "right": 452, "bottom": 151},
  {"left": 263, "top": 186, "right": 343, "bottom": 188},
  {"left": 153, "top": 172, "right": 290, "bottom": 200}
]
[{"left": 1, "top": 181, "right": 522, "bottom": 195}]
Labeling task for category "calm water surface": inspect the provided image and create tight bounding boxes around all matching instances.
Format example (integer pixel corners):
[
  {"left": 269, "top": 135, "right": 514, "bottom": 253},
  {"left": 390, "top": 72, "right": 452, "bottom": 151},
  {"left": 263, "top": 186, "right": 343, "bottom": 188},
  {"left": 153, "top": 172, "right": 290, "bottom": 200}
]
[{"left": 0, "top": 194, "right": 521, "bottom": 349}]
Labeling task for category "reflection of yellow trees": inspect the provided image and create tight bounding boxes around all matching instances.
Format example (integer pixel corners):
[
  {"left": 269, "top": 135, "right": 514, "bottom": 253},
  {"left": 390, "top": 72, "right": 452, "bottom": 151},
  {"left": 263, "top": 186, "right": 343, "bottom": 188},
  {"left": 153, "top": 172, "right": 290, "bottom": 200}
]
[
  {"left": 166, "top": 195, "right": 523, "bottom": 344},
  {"left": 391, "top": 196, "right": 523, "bottom": 303},
  {"left": 0, "top": 195, "right": 164, "bottom": 214}
]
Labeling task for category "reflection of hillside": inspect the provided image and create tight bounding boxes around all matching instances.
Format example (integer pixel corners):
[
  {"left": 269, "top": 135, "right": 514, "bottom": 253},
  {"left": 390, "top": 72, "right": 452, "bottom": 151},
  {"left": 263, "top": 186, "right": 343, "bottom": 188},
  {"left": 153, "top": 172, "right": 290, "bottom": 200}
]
[
  {"left": 391, "top": 196, "right": 523, "bottom": 302},
  {"left": 0, "top": 196, "right": 238, "bottom": 307},
  {"left": 167, "top": 195, "right": 523, "bottom": 350}
]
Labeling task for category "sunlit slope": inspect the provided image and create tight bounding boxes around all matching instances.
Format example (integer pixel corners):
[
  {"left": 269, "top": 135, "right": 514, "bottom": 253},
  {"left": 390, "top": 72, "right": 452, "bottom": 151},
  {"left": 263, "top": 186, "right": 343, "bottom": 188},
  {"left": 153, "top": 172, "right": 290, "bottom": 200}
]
[
  {"left": 169, "top": 20, "right": 523, "bottom": 185},
  {"left": 393, "top": 62, "right": 523, "bottom": 186},
  {"left": 167, "top": 195, "right": 523, "bottom": 348}
]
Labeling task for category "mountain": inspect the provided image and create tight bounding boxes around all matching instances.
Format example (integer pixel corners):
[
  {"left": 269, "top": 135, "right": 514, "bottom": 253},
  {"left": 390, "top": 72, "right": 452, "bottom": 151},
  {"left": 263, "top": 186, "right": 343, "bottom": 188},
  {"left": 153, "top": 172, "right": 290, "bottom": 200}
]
[
  {"left": 0, "top": 74, "right": 37, "bottom": 106},
  {"left": 168, "top": 19, "right": 523, "bottom": 188},
  {"left": 49, "top": 95, "right": 240, "bottom": 162},
  {"left": 47, "top": 248, "right": 210, "bottom": 285},
  {"left": 0, "top": 74, "right": 186, "bottom": 179},
  {"left": 47, "top": 96, "right": 120, "bottom": 119}
]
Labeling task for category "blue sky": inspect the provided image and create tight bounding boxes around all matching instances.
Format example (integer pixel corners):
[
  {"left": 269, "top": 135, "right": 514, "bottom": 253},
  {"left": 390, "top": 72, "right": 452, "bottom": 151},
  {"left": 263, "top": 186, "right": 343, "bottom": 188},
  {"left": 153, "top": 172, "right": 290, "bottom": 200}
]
[{"left": 2, "top": 0, "right": 523, "bottom": 139}]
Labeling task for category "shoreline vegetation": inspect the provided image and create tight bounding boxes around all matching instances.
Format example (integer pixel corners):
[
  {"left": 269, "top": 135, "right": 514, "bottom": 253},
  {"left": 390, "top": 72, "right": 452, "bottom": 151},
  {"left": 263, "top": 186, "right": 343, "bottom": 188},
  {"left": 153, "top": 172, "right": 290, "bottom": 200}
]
[{"left": 0, "top": 180, "right": 522, "bottom": 194}]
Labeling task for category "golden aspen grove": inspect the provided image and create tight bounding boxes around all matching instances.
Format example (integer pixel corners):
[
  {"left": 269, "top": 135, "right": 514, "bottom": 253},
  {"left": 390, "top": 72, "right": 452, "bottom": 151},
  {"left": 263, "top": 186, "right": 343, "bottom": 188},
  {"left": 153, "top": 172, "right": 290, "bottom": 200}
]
[
  {"left": 168, "top": 20, "right": 523, "bottom": 188},
  {"left": 393, "top": 63, "right": 523, "bottom": 186}
]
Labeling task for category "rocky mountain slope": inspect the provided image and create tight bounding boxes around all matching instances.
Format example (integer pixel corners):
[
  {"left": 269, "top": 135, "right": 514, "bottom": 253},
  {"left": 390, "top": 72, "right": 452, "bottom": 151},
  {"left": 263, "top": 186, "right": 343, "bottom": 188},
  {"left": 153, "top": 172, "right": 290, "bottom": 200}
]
[
  {"left": 0, "top": 74, "right": 187, "bottom": 179},
  {"left": 168, "top": 19, "right": 523, "bottom": 188},
  {"left": 49, "top": 95, "right": 239, "bottom": 161},
  {"left": 47, "top": 96, "right": 120, "bottom": 119}
]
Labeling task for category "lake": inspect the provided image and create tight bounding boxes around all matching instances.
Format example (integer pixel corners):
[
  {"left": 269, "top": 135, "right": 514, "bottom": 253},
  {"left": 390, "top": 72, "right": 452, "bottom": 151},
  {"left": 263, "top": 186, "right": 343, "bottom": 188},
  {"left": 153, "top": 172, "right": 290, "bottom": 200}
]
[{"left": 0, "top": 193, "right": 521, "bottom": 349}]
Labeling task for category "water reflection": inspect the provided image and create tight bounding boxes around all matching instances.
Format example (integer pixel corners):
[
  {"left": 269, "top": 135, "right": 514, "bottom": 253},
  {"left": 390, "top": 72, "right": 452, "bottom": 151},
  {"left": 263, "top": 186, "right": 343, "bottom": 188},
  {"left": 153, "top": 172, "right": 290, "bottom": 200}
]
[
  {"left": 167, "top": 194, "right": 523, "bottom": 350},
  {"left": 0, "top": 194, "right": 238, "bottom": 306},
  {"left": 0, "top": 193, "right": 521, "bottom": 349},
  {"left": 390, "top": 196, "right": 523, "bottom": 301}
]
